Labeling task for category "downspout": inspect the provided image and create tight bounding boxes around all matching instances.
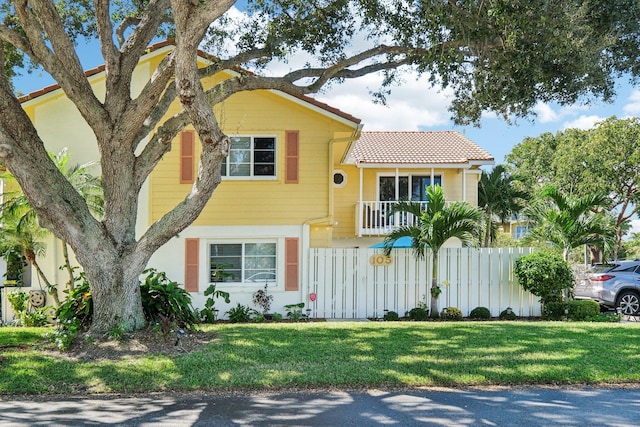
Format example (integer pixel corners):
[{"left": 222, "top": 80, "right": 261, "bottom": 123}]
[
  {"left": 304, "top": 124, "right": 363, "bottom": 228},
  {"left": 462, "top": 168, "right": 467, "bottom": 202}
]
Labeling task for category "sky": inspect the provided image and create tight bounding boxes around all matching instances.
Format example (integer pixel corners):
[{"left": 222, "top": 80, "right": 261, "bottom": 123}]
[{"left": 12, "top": 29, "right": 640, "bottom": 234}]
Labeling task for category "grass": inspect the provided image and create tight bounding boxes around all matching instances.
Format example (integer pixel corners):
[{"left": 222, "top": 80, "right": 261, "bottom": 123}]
[{"left": 2, "top": 322, "right": 640, "bottom": 395}]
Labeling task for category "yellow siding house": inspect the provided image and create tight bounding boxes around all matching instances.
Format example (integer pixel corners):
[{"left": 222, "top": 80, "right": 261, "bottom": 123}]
[{"left": 3, "top": 42, "right": 494, "bottom": 320}]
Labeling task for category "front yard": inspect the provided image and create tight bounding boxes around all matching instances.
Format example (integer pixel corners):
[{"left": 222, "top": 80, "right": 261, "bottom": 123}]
[{"left": 2, "top": 321, "right": 640, "bottom": 395}]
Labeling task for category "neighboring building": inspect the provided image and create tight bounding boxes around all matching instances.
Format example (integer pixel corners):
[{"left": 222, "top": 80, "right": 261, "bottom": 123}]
[{"left": 3, "top": 42, "right": 495, "bottom": 319}]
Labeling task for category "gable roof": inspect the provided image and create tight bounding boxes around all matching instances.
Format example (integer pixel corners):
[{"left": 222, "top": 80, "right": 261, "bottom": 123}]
[
  {"left": 346, "top": 130, "right": 494, "bottom": 168},
  {"left": 18, "top": 40, "right": 361, "bottom": 127}
]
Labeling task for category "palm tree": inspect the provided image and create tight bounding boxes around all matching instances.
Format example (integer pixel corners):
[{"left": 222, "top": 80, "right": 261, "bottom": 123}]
[
  {"left": 522, "top": 185, "right": 616, "bottom": 262},
  {"left": 478, "top": 165, "right": 529, "bottom": 247},
  {"left": 383, "top": 185, "right": 482, "bottom": 318},
  {"left": 0, "top": 148, "right": 103, "bottom": 303}
]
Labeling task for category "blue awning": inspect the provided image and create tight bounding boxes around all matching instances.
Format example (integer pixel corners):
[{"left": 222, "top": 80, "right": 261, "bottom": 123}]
[{"left": 369, "top": 236, "right": 414, "bottom": 248}]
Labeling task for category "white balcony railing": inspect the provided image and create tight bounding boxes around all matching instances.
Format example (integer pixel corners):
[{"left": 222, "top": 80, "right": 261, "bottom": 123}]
[{"left": 356, "top": 200, "right": 428, "bottom": 236}]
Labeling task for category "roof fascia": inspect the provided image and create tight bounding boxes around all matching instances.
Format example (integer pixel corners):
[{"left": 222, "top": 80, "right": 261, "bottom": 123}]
[{"left": 268, "top": 90, "right": 361, "bottom": 129}]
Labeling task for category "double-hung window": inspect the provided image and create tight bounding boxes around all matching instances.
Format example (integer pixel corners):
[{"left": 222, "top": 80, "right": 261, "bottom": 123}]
[
  {"left": 210, "top": 242, "right": 277, "bottom": 284},
  {"left": 221, "top": 136, "right": 276, "bottom": 178}
]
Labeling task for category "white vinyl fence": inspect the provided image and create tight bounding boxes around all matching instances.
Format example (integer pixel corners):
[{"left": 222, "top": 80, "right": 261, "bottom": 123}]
[{"left": 306, "top": 247, "right": 540, "bottom": 319}]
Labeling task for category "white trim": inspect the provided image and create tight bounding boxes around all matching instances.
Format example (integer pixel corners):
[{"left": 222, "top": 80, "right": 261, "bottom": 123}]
[
  {"left": 332, "top": 169, "right": 347, "bottom": 188},
  {"left": 221, "top": 134, "right": 277, "bottom": 180},
  {"left": 355, "top": 162, "right": 492, "bottom": 169},
  {"left": 375, "top": 172, "right": 443, "bottom": 201},
  {"left": 207, "top": 239, "right": 280, "bottom": 289}
]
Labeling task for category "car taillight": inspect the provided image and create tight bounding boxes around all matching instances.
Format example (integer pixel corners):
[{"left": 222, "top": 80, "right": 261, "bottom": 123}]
[{"left": 590, "top": 275, "right": 615, "bottom": 282}]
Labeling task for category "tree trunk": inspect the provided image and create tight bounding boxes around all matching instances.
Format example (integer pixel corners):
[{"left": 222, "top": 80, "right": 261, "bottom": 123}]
[
  {"left": 73, "top": 239, "right": 150, "bottom": 335},
  {"left": 85, "top": 261, "right": 147, "bottom": 335},
  {"left": 430, "top": 251, "right": 440, "bottom": 318},
  {"left": 483, "top": 213, "right": 491, "bottom": 247},
  {"left": 62, "top": 241, "right": 75, "bottom": 291}
]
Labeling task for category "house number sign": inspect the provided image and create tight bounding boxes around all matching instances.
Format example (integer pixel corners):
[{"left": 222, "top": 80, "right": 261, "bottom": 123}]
[{"left": 370, "top": 255, "right": 393, "bottom": 266}]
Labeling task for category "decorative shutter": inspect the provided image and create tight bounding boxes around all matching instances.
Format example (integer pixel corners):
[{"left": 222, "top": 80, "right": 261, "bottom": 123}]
[
  {"left": 185, "top": 238, "right": 199, "bottom": 292},
  {"left": 285, "top": 237, "right": 299, "bottom": 291},
  {"left": 285, "top": 130, "right": 299, "bottom": 184},
  {"left": 180, "top": 131, "right": 195, "bottom": 184}
]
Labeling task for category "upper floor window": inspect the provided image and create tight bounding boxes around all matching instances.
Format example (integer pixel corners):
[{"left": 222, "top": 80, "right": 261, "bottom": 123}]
[{"left": 222, "top": 136, "right": 276, "bottom": 178}]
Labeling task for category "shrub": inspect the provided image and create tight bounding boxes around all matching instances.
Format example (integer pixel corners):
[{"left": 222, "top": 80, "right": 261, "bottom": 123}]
[
  {"left": 227, "top": 303, "right": 255, "bottom": 323},
  {"left": 514, "top": 251, "right": 573, "bottom": 305},
  {"left": 543, "top": 301, "right": 569, "bottom": 320},
  {"left": 499, "top": 308, "right": 518, "bottom": 320},
  {"left": 271, "top": 312, "right": 283, "bottom": 322},
  {"left": 285, "top": 302, "right": 306, "bottom": 321},
  {"left": 383, "top": 310, "right": 400, "bottom": 321},
  {"left": 7, "top": 290, "right": 29, "bottom": 321},
  {"left": 469, "top": 306, "right": 491, "bottom": 320},
  {"left": 22, "top": 307, "right": 53, "bottom": 327},
  {"left": 441, "top": 307, "right": 463, "bottom": 321},
  {"left": 140, "top": 268, "right": 198, "bottom": 328},
  {"left": 408, "top": 307, "right": 429, "bottom": 321},
  {"left": 568, "top": 299, "right": 600, "bottom": 321},
  {"left": 56, "top": 274, "right": 93, "bottom": 328}
]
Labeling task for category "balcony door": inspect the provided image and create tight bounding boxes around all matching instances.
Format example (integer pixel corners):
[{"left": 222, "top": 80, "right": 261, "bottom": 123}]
[{"left": 378, "top": 175, "right": 441, "bottom": 202}]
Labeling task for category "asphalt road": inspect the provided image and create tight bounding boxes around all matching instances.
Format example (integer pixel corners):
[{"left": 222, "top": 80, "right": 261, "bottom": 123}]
[{"left": 2, "top": 387, "right": 640, "bottom": 426}]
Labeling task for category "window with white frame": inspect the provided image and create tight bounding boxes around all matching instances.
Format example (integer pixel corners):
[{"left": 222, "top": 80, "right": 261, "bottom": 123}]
[
  {"left": 514, "top": 225, "right": 531, "bottom": 239},
  {"left": 210, "top": 242, "right": 277, "bottom": 284},
  {"left": 221, "top": 136, "right": 276, "bottom": 178}
]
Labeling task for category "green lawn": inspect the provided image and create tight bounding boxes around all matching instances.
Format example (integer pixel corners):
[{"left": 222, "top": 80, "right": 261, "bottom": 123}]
[{"left": 2, "top": 322, "right": 640, "bottom": 395}]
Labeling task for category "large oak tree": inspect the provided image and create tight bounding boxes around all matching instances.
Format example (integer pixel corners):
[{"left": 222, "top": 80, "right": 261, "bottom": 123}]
[{"left": 0, "top": 0, "right": 639, "bottom": 332}]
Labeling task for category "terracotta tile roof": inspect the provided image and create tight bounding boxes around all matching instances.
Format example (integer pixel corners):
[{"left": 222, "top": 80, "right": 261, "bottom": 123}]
[
  {"left": 350, "top": 131, "right": 494, "bottom": 166},
  {"left": 17, "top": 40, "right": 360, "bottom": 125}
]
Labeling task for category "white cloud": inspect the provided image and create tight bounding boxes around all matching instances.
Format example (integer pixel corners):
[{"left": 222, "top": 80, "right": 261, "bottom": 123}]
[
  {"left": 532, "top": 102, "right": 559, "bottom": 123},
  {"left": 629, "top": 220, "right": 640, "bottom": 236},
  {"left": 561, "top": 115, "right": 604, "bottom": 130},
  {"left": 623, "top": 90, "right": 640, "bottom": 116},
  {"left": 317, "top": 73, "right": 453, "bottom": 130}
]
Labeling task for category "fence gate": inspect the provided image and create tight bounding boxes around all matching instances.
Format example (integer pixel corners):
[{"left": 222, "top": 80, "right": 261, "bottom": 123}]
[{"left": 307, "top": 247, "right": 540, "bottom": 319}]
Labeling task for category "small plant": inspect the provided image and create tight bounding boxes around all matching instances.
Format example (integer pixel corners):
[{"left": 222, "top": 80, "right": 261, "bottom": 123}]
[
  {"left": 585, "top": 312, "right": 622, "bottom": 322},
  {"left": 56, "top": 274, "right": 93, "bottom": 328},
  {"left": 108, "top": 322, "right": 127, "bottom": 341},
  {"left": 441, "top": 307, "right": 462, "bottom": 321},
  {"left": 568, "top": 299, "right": 600, "bottom": 321},
  {"left": 252, "top": 286, "right": 274, "bottom": 313},
  {"left": 383, "top": 310, "right": 400, "bottom": 321},
  {"left": 469, "top": 306, "right": 491, "bottom": 320},
  {"left": 200, "top": 283, "right": 231, "bottom": 323},
  {"left": 140, "top": 268, "right": 198, "bottom": 328},
  {"left": 499, "top": 307, "right": 518, "bottom": 320},
  {"left": 227, "top": 303, "right": 255, "bottom": 323},
  {"left": 21, "top": 306, "right": 53, "bottom": 327},
  {"left": 408, "top": 307, "right": 429, "bottom": 321},
  {"left": 7, "top": 289, "right": 29, "bottom": 321},
  {"left": 253, "top": 313, "right": 266, "bottom": 323},
  {"left": 271, "top": 312, "right": 283, "bottom": 322},
  {"left": 285, "top": 302, "right": 306, "bottom": 321},
  {"left": 46, "top": 317, "right": 81, "bottom": 350}
]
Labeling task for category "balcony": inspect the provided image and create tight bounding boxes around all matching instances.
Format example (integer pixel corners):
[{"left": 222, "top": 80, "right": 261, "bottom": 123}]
[{"left": 356, "top": 200, "right": 428, "bottom": 236}]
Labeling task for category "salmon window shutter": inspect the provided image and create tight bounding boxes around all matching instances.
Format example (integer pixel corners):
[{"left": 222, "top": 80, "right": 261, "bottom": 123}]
[
  {"left": 285, "top": 130, "right": 299, "bottom": 184},
  {"left": 180, "top": 131, "right": 195, "bottom": 184},
  {"left": 285, "top": 237, "right": 299, "bottom": 291},
  {"left": 185, "top": 238, "right": 199, "bottom": 292}
]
